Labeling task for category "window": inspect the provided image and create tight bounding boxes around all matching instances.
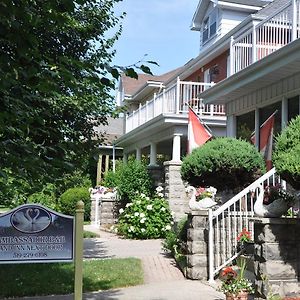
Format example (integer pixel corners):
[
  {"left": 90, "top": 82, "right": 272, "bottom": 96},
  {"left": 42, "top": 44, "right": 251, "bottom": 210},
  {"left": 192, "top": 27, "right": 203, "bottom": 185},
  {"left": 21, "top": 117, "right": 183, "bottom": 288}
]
[
  {"left": 236, "top": 111, "right": 255, "bottom": 142},
  {"left": 202, "top": 9, "right": 217, "bottom": 44},
  {"left": 288, "top": 96, "right": 300, "bottom": 122}
]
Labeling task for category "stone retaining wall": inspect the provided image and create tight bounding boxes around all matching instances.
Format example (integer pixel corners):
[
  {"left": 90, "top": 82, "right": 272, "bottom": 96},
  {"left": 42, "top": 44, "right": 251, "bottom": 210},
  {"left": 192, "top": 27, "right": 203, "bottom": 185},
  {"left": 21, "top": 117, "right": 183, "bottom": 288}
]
[
  {"left": 253, "top": 218, "right": 300, "bottom": 299},
  {"left": 164, "top": 161, "right": 189, "bottom": 221},
  {"left": 90, "top": 195, "right": 117, "bottom": 226},
  {"left": 186, "top": 210, "right": 209, "bottom": 280}
]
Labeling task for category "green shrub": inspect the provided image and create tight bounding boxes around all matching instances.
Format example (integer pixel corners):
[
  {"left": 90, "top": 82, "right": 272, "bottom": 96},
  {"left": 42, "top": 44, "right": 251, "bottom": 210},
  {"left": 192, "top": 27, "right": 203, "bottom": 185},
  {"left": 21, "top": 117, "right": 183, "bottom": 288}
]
[
  {"left": 116, "top": 157, "right": 153, "bottom": 204},
  {"left": 162, "top": 216, "right": 188, "bottom": 256},
  {"left": 273, "top": 116, "right": 300, "bottom": 190},
  {"left": 181, "top": 138, "right": 266, "bottom": 191},
  {"left": 28, "top": 183, "right": 57, "bottom": 210},
  {"left": 59, "top": 187, "right": 91, "bottom": 221},
  {"left": 102, "top": 169, "right": 120, "bottom": 188},
  {"left": 117, "top": 189, "right": 172, "bottom": 239},
  {"left": 55, "top": 170, "right": 92, "bottom": 197}
]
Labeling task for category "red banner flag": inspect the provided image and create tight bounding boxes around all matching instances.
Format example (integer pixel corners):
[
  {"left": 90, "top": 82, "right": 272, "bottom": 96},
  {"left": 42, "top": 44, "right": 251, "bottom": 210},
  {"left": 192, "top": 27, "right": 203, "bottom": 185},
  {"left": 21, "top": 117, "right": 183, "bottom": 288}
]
[
  {"left": 251, "top": 111, "right": 276, "bottom": 171},
  {"left": 188, "top": 108, "right": 212, "bottom": 154}
]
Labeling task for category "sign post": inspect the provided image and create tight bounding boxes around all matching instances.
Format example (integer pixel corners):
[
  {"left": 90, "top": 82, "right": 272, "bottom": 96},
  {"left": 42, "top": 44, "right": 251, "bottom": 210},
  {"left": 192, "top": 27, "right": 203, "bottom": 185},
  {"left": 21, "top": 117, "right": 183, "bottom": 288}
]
[{"left": 74, "top": 200, "right": 84, "bottom": 300}]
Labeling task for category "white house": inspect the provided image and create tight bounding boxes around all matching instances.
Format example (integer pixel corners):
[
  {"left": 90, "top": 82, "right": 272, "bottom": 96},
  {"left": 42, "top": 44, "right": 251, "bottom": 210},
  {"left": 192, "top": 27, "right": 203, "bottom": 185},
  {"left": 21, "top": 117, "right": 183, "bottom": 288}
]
[{"left": 114, "top": 0, "right": 289, "bottom": 218}]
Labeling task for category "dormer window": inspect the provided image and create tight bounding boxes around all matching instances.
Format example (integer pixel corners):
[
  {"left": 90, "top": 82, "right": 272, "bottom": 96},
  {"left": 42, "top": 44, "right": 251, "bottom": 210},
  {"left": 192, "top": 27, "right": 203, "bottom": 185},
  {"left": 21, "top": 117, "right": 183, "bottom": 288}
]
[{"left": 202, "top": 9, "right": 217, "bottom": 44}]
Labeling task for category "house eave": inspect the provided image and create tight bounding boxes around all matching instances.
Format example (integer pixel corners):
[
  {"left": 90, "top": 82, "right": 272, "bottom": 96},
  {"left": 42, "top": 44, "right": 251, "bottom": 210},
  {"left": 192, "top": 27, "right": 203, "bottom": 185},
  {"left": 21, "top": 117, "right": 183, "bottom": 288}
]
[{"left": 200, "top": 39, "right": 300, "bottom": 104}]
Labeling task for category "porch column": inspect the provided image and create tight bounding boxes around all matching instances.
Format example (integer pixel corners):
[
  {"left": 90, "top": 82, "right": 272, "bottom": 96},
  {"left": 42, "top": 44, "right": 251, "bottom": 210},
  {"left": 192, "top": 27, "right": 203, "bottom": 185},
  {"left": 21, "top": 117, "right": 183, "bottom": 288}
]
[
  {"left": 255, "top": 108, "right": 260, "bottom": 149},
  {"left": 226, "top": 114, "right": 236, "bottom": 137},
  {"left": 123, "top": 152, "right": 128, "bottom": 164},
  {"left": 171, "top": 134, "right": 182, "bottom": 162},
  {"left": 282, "top": 97, "right": 288, "bottom": 129},
  {"left": 136, "top": 148, "right": 142, "bottom": 161},
  {"left": 149, "top": 142, "right": 158, "bottom": 166},
  {"left": 105, "top": 155, "right": 109, "bottom": 176},
  {"left": 96, "top": 154, "right": 103, "bottom": 185}
]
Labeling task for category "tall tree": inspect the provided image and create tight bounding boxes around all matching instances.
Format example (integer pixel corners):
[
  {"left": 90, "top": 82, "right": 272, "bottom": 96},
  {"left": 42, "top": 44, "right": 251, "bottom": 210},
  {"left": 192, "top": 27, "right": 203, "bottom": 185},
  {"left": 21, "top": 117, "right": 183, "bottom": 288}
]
[{"left": 0, "top": 0, "right": 130, "bottom": 186}]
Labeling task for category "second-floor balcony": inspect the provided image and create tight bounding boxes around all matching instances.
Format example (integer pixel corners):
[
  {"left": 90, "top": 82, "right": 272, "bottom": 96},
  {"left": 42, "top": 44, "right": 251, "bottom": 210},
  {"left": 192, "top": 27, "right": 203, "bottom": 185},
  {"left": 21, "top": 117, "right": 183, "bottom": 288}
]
[
  {"left": 231, "top": 0, "right": 300, "bottom": 75},
  {"left": 125, "top": 79, "right": 226, "bottom": 133}
]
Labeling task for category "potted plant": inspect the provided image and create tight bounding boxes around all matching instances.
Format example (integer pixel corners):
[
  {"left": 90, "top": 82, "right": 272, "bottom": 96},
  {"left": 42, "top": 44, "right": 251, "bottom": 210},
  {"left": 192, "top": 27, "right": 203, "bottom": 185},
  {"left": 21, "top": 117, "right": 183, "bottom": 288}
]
[{"left": 219, "top": 258, "right": 254, "bottom": 300}]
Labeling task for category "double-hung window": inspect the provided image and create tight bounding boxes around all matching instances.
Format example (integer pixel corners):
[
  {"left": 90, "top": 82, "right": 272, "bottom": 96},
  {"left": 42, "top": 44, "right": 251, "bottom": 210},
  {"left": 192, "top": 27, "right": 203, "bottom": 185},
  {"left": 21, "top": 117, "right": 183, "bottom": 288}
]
[{"left": 202, "top": 9, "right": 217, "bottom": 44}]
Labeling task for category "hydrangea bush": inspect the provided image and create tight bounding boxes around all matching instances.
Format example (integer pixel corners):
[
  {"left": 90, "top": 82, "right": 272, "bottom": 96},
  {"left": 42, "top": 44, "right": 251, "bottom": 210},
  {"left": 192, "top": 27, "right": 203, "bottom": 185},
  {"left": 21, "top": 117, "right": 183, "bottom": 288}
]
[{"left": 117, "top": 187, "right": 173, "bottom": 239}]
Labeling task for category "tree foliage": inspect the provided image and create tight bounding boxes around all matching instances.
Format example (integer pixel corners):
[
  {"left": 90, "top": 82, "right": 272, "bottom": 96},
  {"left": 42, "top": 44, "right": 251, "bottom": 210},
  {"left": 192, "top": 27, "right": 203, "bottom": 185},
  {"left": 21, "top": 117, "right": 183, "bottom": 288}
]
[
  {"left": 273, "top": 116, "right": 300, "bottom": 190},
  {"left": 0, "top": 0, "right": 158, "bottom": 194},
  {"left": 181, "top": 138, "right": 266, "bottom": 191},
  {"left": 0, "top": 0, "right": 124, "bottom": 183}
]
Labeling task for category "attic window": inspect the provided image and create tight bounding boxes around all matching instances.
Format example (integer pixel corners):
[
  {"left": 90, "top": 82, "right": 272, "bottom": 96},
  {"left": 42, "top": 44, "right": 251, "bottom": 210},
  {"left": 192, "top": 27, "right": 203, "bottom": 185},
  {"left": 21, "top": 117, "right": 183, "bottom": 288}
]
[{"left": 202, "top": 9, "right": 217, "bottom": 44}]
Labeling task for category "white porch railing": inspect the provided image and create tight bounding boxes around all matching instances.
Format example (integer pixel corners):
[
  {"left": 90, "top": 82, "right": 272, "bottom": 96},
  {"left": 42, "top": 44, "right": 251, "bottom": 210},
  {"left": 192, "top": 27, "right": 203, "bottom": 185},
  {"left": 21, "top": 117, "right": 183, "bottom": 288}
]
[
  {"left": 208, "top": 168, "right": 286, "bottom": 282},
  {"left": 231, "top": 0, "right": 300, "bottom": 74},
  {"left": 125, "top": 79, "right": 225, "bottom": 133}
]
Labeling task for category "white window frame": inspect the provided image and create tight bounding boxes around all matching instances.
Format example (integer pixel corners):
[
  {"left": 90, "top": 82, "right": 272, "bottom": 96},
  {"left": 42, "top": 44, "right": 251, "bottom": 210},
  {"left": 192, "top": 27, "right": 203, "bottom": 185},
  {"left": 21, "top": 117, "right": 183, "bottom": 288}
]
[{"left": 202, "top": 8, "right": 217, "bottom": 44}]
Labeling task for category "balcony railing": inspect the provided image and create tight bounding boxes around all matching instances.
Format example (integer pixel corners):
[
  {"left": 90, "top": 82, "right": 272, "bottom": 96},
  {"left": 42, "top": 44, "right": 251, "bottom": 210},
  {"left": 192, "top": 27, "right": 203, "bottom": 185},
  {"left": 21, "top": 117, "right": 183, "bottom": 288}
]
[
  {"left": 125, "top": 79, "right": 226, "bottom": 133},
  {"left": 231, "top": 0, "right": 300, "bottom": 74}
]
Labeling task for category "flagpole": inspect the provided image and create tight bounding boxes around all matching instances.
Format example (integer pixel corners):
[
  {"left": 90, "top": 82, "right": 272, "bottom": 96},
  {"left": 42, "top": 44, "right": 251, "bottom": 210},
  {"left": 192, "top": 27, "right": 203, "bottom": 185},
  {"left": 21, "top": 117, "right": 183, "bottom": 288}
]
[
  {"left": 260, "top": 110, "right": 278, "bottom": 129},
  {"left": 250, "top": 110, "right": 278, "bottom": 137}
]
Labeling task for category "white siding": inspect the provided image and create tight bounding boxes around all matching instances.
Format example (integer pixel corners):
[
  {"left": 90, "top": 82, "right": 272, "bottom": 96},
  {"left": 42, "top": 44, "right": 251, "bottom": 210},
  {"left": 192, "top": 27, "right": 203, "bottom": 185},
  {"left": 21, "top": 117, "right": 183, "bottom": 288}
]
[
  {"left": 220, "top": 9, "right": 250, "bottom": 37},
  {"left": 227, "top": 72, "right": 300, "bottom": 116}
]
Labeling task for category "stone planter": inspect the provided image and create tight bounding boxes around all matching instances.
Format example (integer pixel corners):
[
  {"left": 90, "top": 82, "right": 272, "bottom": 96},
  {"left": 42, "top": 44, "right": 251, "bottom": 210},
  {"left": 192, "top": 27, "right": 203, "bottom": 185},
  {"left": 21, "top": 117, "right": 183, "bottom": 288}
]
[{"left": 225, "top": 291, "right": 249, "bottom": 300}]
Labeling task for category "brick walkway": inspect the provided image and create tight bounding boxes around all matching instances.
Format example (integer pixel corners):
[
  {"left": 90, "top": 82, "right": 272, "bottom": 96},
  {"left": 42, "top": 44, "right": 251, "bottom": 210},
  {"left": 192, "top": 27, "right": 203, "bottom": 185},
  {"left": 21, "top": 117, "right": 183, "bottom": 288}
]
[{"left": 83, "top": 225, "right": 185, "bottom": 284}]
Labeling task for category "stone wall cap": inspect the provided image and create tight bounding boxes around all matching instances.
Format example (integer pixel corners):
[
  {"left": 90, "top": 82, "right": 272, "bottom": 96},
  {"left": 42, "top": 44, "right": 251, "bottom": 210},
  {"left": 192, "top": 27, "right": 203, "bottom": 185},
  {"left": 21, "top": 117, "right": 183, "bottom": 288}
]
[
  {"left": 164, "top": 161, "right": 182, "bottom": 167},
  {"left": 250, "top": 217, "right": 300, "bottom": 225},
  {"left": 185, "top": 210, "right": 210, "bottom": 216}
]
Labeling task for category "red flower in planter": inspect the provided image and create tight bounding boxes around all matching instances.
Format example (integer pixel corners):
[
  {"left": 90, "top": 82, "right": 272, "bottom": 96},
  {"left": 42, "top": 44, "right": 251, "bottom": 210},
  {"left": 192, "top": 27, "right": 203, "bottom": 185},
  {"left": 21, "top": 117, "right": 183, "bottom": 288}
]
[{"left": 237, "top": 228, "right": 252, "bottom": 243}]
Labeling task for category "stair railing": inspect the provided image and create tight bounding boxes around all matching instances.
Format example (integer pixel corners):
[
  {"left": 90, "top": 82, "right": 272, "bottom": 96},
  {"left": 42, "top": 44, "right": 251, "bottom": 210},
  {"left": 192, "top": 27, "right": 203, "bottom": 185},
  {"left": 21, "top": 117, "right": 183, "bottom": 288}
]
[{"left": 208, "top": 167, "right": 285, "bottom": 283}]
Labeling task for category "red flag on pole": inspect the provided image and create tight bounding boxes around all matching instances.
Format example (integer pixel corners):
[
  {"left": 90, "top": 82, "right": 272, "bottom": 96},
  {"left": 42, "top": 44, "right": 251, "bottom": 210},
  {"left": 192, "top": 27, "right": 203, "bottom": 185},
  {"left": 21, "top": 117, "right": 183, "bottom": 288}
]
[
  {"left": 188, "top": 107, "right": 212, "bottom": 154},
  {"left": 251, "top": 111, "right": 276, "bottom": 171}
]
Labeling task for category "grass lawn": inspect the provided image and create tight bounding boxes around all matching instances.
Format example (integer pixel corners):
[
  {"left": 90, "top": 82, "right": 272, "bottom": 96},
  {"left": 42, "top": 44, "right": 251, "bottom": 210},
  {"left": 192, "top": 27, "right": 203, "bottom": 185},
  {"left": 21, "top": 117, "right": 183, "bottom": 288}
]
[
  {"left": 83, "top": 230, "right": 100, "bottom": 238},
  {"left": 0, "top": 258, "right": 144, "bottom": 298},
  {"left": 0, "top": 205, "right": 9, "bottom": 213}
]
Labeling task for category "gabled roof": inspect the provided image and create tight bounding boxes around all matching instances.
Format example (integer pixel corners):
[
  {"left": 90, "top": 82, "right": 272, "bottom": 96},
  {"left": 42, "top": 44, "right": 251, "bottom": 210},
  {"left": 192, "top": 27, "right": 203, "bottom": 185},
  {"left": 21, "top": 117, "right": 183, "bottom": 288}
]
[
  {"left": 191, "top": 0, "right": 272, "bottom": 30},
  {"left": 254, "top": 0, "right": 290, "bottom": 18},
  {"left": 221, "top": 0, "right": 272, "bottom": 6},
  {"left": 122, "top": 67, "right": 183, "bottom": 97}
]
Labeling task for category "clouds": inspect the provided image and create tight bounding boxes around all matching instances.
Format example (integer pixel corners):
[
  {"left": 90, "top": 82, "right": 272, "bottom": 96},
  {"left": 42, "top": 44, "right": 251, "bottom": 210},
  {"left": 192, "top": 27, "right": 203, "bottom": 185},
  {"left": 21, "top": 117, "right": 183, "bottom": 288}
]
[{"left": 113, "top": 0, "right": 199, "bottom": 74}]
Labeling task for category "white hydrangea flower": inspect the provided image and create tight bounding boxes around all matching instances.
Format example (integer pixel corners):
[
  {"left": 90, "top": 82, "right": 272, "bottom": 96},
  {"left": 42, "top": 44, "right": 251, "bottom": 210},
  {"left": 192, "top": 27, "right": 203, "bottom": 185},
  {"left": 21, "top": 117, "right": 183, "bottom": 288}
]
[
  {"left": 140, "top": 193, "right": 146, "bottom": 198},
  {"left": 134, "top": 212, "right": 139, "bottom": 217},
  {"left": 140, "top": 218, "right": 146, "bottom": 223},
  {"left": 160, "top": 207, "right": 166, "bottom": 212},
  {"left": 145, "top": 196, "right": 150, "bottom": 200},
  {"left": 141, "top": 228, "right": 146, "bottom": 232},
  {"left": 119, "top": 208, "right": 124, "bottom": 214},
  {"left": 158, "top": 193, "right": 164, "bottom": 198},
  {"left": 165, "top": 225, "right": 171, "bottom": 231},
  {"left": 140, "top": 212, "right": 145, "bottom": 218},
  {"left": 130, "top": 226, "right": 135, "bottom": 232},
  {"left": 126, "top": 203, "right": 132, "bottom": 208},
  {"left": 156, "top": 186, "right": 163, "bottom": 192},
  {"left": 146, "top": 205, "right": 153, "bottom": 210}
]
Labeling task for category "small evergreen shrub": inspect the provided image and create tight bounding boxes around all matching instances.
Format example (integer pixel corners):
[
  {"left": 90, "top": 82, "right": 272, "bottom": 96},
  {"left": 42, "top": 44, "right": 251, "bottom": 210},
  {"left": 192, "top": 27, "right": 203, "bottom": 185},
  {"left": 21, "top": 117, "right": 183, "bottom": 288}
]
[
  {"left": 273, "top": 116, "right": 300, "bottom": 189},
  {"left": 117, "top": 188, "right": 172, "bottom": 239},
  {"left": 59, "top": 187, "right": 91, "bottom": 221},
  {"left": 181, "top": 138, "right": 266, "bottom": 191},
  {"left": 116, "top": 158, "right": 153, "bottom": 204}
]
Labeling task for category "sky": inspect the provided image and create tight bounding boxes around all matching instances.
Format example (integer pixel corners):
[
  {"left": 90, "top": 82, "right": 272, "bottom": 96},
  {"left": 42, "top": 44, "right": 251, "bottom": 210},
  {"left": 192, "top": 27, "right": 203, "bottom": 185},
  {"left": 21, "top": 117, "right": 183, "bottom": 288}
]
[{"left": 112, "top": 0, "right": 200, "bottom": 76}]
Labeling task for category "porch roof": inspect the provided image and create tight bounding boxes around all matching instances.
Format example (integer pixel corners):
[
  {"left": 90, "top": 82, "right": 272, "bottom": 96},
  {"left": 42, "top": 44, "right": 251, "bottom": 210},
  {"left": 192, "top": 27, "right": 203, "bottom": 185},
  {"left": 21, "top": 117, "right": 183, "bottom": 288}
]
[{"left": 200, "top": 38, "right": 300, "bottom": 105}]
